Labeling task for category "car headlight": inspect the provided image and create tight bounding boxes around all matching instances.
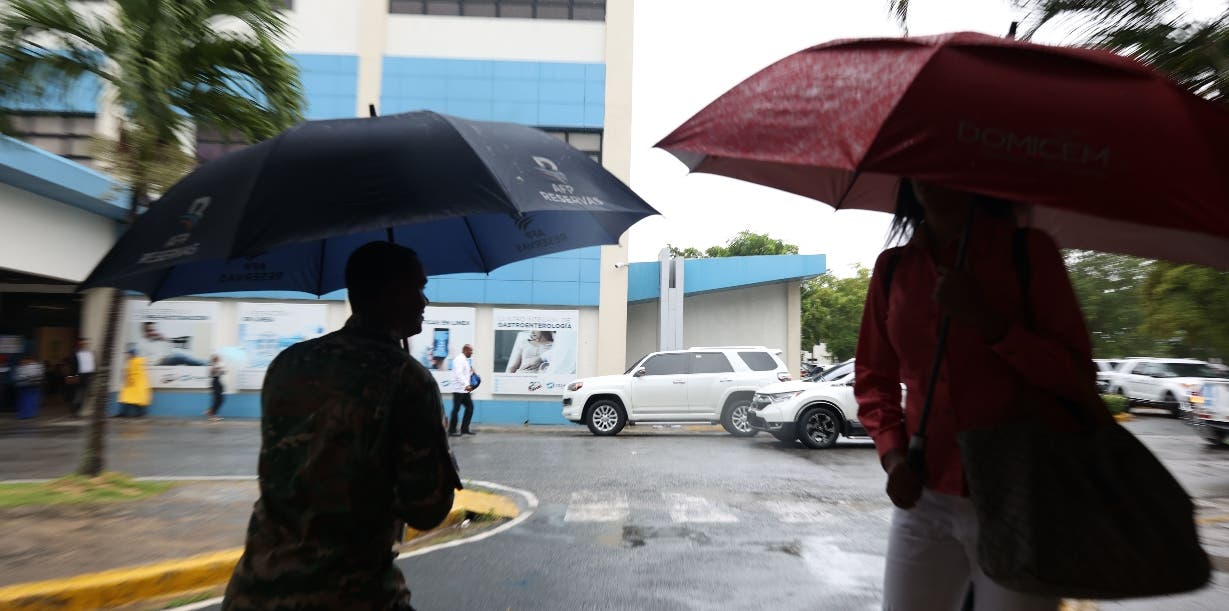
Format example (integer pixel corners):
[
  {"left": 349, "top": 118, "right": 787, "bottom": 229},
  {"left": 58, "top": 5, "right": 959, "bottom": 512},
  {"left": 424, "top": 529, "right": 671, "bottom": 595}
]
[
  {"left": 566, "top": 381, "right": 584, "bottom": 392},
  {"left": 767, "top": 390, "right": 803, "bottom": 403}
]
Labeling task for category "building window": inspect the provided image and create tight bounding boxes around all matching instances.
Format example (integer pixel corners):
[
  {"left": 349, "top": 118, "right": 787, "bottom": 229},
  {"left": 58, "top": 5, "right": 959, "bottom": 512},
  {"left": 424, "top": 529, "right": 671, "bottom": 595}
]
[
  {"left": 195, "top": 125, "right": 248, "bottom": 165},
  {"left": 390, "top": 0, "right": 604, "bottom": 20},
  {"left": 8, "top": 113, "right": 96, "bottom": 165},
  {"left": 542, "top": 128, "right": 602, "bottom": 164}
]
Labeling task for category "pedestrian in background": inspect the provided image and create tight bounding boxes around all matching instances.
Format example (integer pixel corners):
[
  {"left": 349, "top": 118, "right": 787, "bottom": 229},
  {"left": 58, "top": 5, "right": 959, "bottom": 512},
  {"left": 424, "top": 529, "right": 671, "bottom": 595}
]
[
  {"left": 855, "top": 179, "right": 1097, "bottom": 610},
  {"left": 14, "top": 356, "right": 45, "bottom": 419},
  {"left": 118, "top": 348, "right": 151, "bottom": 418},
  {"left": 206, "top": 355, "right": 226, "bottom": 421},
  {"left": 69, "top": 339, "right": 96, "bottom": 418},
  {"left": 223, "top": 242, "right": 460, "bottom": 610},
  {"left": 449, "top": 344, "right": 476, "bottom": 436}
]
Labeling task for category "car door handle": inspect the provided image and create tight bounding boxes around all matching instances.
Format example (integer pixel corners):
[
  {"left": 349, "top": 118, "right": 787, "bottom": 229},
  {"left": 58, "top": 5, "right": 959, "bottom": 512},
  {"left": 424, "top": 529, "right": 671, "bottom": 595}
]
[
  {"left": 673, "top": 380, "right": 686, "bottom": 384},
  {"left": 718, "top": 378, "right": 733, "bottom": 383}
]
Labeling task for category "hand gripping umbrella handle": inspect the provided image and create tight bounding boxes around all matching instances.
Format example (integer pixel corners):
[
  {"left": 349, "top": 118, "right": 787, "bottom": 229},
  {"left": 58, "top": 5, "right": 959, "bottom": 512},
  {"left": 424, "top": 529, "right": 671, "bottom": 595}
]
[{"left": 907, "top": 203, "right": 977, "bottom": 483}]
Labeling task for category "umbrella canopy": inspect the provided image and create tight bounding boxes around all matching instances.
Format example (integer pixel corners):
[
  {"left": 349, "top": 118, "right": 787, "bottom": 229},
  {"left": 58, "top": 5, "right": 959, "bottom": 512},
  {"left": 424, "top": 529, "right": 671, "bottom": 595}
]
[
  {"left": 657, "top": 32, "right": 1229, "bottom": 269},
  {"left": 83, "top": 111, "right": 657, "bottom": 300}
]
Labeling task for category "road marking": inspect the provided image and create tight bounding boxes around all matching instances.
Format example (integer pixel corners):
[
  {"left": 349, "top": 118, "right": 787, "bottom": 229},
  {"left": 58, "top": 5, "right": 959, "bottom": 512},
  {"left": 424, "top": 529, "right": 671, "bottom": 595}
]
[
  {"left": 664, "top": 493, "right": 738, "bottom": 523},
  {"left": 762, "top": 500, "right": 833, "bottom": 523},
  {"left": 564, "top": 490, "right": 629, "bottom": 522}
]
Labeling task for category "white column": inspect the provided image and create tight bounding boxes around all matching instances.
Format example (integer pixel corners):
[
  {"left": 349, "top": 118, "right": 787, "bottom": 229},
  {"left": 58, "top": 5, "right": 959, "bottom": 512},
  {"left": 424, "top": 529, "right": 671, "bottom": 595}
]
[
  {"left": 596, "top": 0, "right": 633, "bottom": 375},
  {"left": 356, "top": 0, "right": 388, "bottom": 116},
  {"left": 787, "top": 280, "right": 802, "bottom": 379}
]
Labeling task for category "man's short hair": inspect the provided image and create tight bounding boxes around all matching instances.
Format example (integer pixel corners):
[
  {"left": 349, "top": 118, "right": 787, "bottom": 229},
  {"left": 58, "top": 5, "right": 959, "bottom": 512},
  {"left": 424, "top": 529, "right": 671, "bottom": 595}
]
[{"left": 345, "top": 241, "right": 421, "bottom": 311}]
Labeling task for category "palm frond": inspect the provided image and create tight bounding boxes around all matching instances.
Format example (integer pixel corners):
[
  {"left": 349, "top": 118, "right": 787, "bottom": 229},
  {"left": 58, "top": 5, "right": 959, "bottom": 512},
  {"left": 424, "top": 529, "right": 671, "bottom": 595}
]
[
  {"left": 1015, "top": 0, "right": 1180, "bottom": 41},
  {"left": 888, "top": 0, "right": 910, "bottom": 34}
]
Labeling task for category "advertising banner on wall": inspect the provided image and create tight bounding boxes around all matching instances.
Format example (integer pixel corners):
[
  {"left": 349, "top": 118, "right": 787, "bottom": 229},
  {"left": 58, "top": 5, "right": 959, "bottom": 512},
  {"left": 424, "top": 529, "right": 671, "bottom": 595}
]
[
  {"left": 126, "top": 301, "right": 218, "bottom": 388},
  {"left": 236, "top": 303, "right": 329, "bottom": 389},
  {"left": 408, "top": 307, "right": 476, "bottom": 394},
  {"left": 492, "top": 309, "right": 579, "bottom": 395}
]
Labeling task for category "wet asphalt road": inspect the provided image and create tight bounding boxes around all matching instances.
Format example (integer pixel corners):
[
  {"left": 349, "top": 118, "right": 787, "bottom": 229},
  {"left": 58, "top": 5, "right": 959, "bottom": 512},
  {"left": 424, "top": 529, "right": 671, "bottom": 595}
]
[{"left": 1, "top": 413, "right": 1227, "bottom": 610}]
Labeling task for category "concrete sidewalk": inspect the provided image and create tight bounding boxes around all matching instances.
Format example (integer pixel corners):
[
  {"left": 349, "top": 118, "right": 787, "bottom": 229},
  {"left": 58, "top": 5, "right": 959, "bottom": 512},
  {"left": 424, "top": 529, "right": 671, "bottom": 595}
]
[{"left": 0, "top": 479, "right": 519, "bottom": 610}]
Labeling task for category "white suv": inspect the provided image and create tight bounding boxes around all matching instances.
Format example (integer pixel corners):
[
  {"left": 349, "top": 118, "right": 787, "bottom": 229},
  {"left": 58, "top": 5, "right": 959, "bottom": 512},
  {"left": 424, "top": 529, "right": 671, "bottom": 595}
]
[
  {"left": 747, "top": 365, "right": 876, "bottom": 449},
  {"left": 561, "top": 347, "right": 791, "bottom": 437},
  {"left": 1110, "top": 358, "right": 1229, "bottom": 417}
]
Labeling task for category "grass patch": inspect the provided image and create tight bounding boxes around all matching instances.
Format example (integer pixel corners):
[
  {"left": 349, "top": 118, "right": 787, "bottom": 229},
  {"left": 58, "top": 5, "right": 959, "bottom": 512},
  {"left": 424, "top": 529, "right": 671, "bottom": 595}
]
[
  {"left": 1102, "top": 393, "right": 1130, "bottom": 415},
  {"left": 0, "top": 472, "right": 174, "bottom": 507},
  {"left": 160, "top": 591, "right": 215, "bottom": 609}
]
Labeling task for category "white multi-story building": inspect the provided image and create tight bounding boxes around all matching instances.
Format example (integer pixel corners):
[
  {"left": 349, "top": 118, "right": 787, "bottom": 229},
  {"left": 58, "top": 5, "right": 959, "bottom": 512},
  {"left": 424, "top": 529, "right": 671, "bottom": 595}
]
[{"left": 0, "top": 0, "right": 822, "bottom": 421}]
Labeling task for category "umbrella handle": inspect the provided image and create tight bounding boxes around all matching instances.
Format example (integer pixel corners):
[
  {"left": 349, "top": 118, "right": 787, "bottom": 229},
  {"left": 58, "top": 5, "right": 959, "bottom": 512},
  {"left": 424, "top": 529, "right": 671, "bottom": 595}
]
[{"left": 907, "top": 202, "right": 977, "bottom": 482}]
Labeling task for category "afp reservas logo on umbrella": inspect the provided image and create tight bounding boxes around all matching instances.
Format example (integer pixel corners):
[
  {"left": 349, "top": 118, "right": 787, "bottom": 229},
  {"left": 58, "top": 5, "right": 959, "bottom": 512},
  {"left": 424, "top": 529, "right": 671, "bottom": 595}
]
[
  {"left": 137, "top": 196, "right": 212, "bottom": 265},
  {"left": 534, "top": 156, "right": 607, "bottom": 208}
]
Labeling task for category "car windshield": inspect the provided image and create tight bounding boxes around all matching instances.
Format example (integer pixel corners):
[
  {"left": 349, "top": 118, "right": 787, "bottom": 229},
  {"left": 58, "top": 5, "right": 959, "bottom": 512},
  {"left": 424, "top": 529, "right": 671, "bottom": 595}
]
[
  {"left": 817, "top": 360, "right": 854, "bottom": 381},
  {"left": 625, "top": 355, "right": 649, "bottom": 375},
  {"left": 1163, "top": 363, "right": 1228, "bottom": 378}
]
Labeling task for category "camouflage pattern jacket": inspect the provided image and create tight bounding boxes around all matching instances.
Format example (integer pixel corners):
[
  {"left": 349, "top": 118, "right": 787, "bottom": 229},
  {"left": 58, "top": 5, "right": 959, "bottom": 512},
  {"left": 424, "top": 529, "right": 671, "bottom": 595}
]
[{"left": 223, "top": 317, "right": 461, "bottom": 610}]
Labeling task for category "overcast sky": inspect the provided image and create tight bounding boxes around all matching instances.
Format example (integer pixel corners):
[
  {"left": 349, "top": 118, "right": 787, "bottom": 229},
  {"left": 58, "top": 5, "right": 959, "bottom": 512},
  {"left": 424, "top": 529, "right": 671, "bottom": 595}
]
[{"left": 624, "top": 0, "right": 1222, "bottom": 275}]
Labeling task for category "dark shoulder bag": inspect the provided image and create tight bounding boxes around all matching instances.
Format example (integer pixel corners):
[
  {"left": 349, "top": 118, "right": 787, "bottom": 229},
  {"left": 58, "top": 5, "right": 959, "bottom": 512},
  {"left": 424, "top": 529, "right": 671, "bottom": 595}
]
[{"left": 954, "top": 230, "right": 1211, "bottom": 599}]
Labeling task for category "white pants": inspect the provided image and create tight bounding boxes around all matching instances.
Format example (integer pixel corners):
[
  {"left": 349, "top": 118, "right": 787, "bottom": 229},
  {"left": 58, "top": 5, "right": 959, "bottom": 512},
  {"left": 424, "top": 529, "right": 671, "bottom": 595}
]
[{"left": 882, "top": 489, "right": 1059, "bottom": 611}]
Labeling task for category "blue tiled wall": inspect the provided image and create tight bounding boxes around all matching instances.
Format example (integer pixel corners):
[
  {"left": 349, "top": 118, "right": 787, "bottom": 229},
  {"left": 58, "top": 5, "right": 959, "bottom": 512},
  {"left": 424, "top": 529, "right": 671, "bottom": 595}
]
[
  {"left": 294, "top": 54, "right": 359, "bottom": 119},
  {"left": 381, "top": 57, "right": 604, "bottom": 128},
  {"left": 114, "top": 393, "right": 572, "bottom": 425},
  {"left": 425, "top": 246, "right": 602, "bottom": 306},
  {"left": 626, "top": 255, "right": 828, "bottom": 302}
]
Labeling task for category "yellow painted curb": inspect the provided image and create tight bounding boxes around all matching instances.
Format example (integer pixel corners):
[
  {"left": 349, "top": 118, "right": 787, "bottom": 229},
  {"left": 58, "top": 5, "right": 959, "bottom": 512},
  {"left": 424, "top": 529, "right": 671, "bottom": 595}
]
[
  {"left": 1113, "top": 412, "right": 1135, "bottom": 423},
  {"left": 0, "top": 488, "right": 516, "bottom": 610},
  {"left": 1196, "top": 513, "right": 1229, "bottom": 526}
]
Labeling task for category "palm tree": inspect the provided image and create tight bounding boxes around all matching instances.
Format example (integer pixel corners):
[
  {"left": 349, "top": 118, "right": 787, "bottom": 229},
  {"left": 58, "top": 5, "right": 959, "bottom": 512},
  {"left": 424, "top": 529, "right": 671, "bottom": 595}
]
[
  {"left": 0, "top": 0, "right": 305, "bottom": 476},
  {"left": 888, "top": 1, "right": 1229, "bottom": 100}
]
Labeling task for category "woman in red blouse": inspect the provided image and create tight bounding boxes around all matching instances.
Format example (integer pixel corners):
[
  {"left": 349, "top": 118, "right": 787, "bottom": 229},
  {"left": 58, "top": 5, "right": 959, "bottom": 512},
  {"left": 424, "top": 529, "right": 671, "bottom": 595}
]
[{"left": 855, "top": 179, "right": 1100, "bottom": 610}]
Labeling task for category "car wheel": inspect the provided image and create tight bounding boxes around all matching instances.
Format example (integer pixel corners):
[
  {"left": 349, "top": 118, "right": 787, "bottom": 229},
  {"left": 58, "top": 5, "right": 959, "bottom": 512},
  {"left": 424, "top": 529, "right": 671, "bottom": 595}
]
[
  {"left": 1163, "top": 392, "right": 1181, "bottom": 418},
  {"left": 721, "top": 399, "right": 758, "bottom": 437},
  {"left": 798, "top": 405, "right": 841, "bottom": 450},
  {"left": 586, "top": 400, "right": 626, "bottom": 436},
  {"left": 770, "top": 429, "right": 796, "bottom": 444},
  {"left": 1206, "top": 430, "right": 1226, "bottom": 448}
]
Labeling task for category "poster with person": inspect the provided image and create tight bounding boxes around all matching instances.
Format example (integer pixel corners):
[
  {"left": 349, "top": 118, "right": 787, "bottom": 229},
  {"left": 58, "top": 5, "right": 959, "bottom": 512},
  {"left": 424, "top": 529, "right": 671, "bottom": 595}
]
[
  {"left": 236, "top": 303, "right": 329, "bottom": 389},
  {"left": 492, "top": 309, "right": 579, "bottom": 395},
  {"left": 408, "top": 307, "right": 476, "bottom": 393},
  {"left": 126, "top": 301, "right": 218, "bottom": 388}
]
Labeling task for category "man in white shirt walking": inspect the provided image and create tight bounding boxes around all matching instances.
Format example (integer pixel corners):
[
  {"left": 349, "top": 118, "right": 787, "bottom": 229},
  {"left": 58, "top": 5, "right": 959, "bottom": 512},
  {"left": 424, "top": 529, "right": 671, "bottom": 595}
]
[
  {"left": 70, "top": 339, "right": 96, "bottom": 418},
  {"left": 449, "top": 344, "right": 476, "bottom": 437}
]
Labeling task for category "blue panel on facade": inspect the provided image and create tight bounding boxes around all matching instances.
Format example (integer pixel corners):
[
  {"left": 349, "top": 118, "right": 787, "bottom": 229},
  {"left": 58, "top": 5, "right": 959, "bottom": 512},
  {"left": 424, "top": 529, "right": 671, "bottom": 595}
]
[
  {"left": 538, "top": 103, "right": 585, "bottom": 127},
  {"left": 382, "top": 57, "right": 602, "bottom": 129},
  {"left": 488, "top": 260, "right": 533, "bottom": 280},
  {"left": 533, "top": 257, "right": 581, "bottom": 281},
  {"left": 0, "top": 135, "right": 126, "bottom": 219},
  {"left": 483, "top": 280, "right": 533, "bottom": 304},
  {"left": 492, "top": 79, "right": 540, "bottom": 103},
  {"left": 579, "top": 281, "right": 600, "bottom": 305},
  {"left": 491, "top": 101, "right": 539, "bottom": 125},
  {"left": 627, "top": 262, "right": 661, "bottom": 302},
  {"left": 430, "top": 278, "right": 486, "bottom": 303},
  {"left": 533, "top": 281, "right": 579, "bottom": 305},
  {"left": 684, "top": 254, "right": 827, "bottom": 295},
  {"left": 294, "top": 54, "right": 358, "bottom": 120},
  {"left": 539, "top": 81, "right": 586, "bottom": 104},
  {"left": 527, "top": 401, "right": 570, "bottom": 425},
  {"left": 109, "top": 392, "right": 262, "bottom": 419},
  {"left": 475, "top": 400, "right": 530, "bottom": 424},
  {"left": 445, "top": 100, "right": 493, "bottom": 121}
]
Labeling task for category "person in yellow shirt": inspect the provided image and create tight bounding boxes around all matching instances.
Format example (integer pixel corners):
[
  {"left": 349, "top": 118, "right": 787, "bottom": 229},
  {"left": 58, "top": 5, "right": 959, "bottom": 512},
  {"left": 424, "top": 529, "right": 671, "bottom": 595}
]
[{"left": 117, "top": 349, "right": 152, "bottom": 418}]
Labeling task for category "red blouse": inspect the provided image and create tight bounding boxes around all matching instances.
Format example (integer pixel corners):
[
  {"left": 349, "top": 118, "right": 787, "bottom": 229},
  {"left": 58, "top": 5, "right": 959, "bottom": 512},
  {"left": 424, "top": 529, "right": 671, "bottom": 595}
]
[{"left": 854, "top": 217, "right": 1094, "bottom": 496}]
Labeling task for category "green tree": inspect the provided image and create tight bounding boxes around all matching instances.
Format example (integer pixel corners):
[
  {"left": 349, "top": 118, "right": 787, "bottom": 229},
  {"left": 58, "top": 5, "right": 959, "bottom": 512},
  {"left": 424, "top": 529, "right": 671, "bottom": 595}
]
[
  {"left": 670, "top": 230, "right": 800, "bottom": 258},
  {"left": 0, "top": 0, "right": 305, "bottom": 475},
  {"left": 1141, "top": 263, "right": 1229, "bottom": 360},
  {"left": 1063, "top": 250, "right": 1161, "bottom": 357},
  {"left": 800, "top": 267, "right": 871, "bottom": 362}
]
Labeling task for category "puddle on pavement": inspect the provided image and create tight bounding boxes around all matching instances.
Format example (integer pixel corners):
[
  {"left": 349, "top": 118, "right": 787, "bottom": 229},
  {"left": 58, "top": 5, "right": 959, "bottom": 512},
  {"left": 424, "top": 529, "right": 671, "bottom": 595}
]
[{"left": 596, "top": 524, "right": 713, "bottom": 549}]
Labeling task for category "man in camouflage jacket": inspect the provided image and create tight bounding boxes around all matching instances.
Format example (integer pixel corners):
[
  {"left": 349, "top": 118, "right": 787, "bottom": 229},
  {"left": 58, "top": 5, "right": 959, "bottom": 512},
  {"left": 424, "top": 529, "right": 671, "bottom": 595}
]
[{"left": 223, "top": 242, "right": 462, "bottom": 610}]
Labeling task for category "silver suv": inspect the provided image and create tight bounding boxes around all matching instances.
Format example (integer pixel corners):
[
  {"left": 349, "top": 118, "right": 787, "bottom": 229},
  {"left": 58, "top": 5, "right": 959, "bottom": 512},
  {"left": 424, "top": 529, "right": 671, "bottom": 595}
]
[
  {"left": 1110, "top": 358, "right": 1229, "bottom": 416},
  {"left": 561, "top": 347, "right": 791, "bottom": 437}
]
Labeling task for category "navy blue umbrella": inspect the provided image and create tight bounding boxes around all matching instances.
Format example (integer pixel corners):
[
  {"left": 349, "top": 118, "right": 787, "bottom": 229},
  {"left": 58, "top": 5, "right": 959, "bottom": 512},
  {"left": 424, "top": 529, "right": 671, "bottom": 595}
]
[{"left": 81, "top": 111, "right": 658, "bottom": 300}]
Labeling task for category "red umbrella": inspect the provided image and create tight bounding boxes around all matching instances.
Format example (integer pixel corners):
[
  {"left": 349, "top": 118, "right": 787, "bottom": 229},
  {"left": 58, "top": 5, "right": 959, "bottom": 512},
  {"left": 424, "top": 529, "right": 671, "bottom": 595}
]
[{"left": 657, "top": 31, "right": 1229, "bottom": 269}]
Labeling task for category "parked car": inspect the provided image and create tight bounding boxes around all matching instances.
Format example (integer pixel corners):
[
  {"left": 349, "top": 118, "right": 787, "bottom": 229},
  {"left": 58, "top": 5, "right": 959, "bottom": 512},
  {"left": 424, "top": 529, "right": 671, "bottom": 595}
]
[
  {"left": 1094, "top": 359, "right": 1123, "bottom": 393},
  {"left": 1190, "top": 381, "right": 1229, "bottom": 447},
  {"left": 1109, "top": 358, "right": 1229, "bottom": 417},
  {"left": 747, "top": 364, "right": 891, "bottom": 449},
  {"left": 561, "top": 347, "right": 792, "bottom": 437},
  {"left": 813, "top": 358, "right": 854, "bottom": 383}
]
